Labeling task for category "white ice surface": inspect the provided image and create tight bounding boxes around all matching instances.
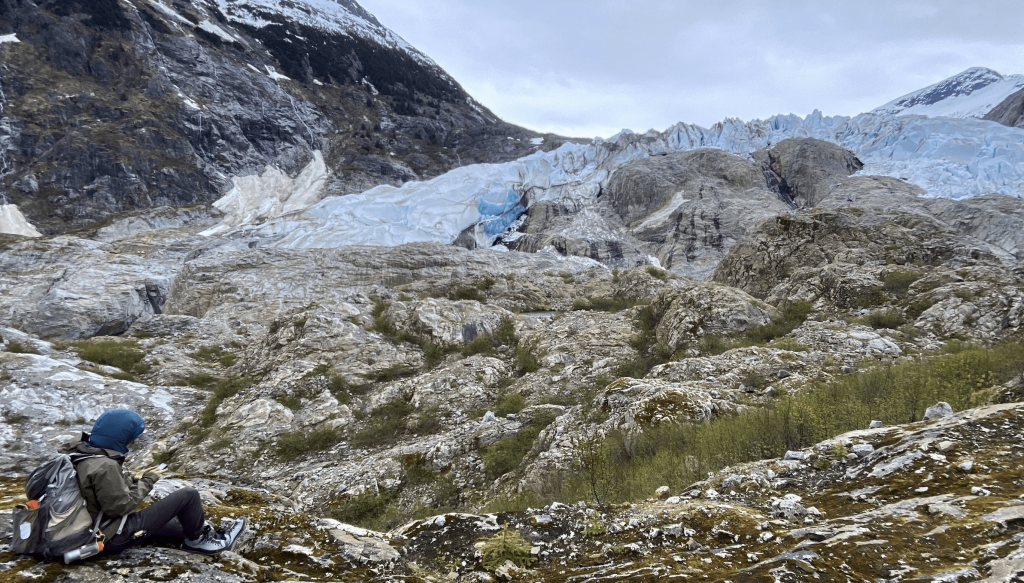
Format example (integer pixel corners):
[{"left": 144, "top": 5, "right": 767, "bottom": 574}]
[
  {"left": 213, "top": 109, "right": 1024, "bottom": 251},
  {"left": 201, "top": 151, "right": 329, "bottom": 237},
  {"left": 0, "top": 34, "right": 19, "bottom": 44},
  {"left": 147, "top": 0, "right": 191, "bottom": 24},
  {"left": 0, "top": 204, "right": 42, "bottom": 237}
]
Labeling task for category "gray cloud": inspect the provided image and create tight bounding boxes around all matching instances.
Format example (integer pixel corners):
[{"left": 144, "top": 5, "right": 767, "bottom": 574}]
[{"left": 359, "top": 0, "right": 1024, "bottom": 138}]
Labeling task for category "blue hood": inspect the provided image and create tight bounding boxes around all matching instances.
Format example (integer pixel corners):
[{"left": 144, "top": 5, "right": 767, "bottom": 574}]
[{"left": 87, "top": 409, "right": 145, "bottom": 454}]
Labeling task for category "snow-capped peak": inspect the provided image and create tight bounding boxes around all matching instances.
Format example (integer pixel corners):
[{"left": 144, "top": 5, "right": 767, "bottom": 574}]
[
  {"left": 213, "top": 0, "right": 438, "bottom": 68},
  {"left": 871, "top": 67, "right": 1024, "bottom": 119}
]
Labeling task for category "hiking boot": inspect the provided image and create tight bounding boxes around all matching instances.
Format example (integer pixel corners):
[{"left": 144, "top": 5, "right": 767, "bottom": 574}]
[
  {"left": 182, "top": 518, "right": 246, "bottom": 554},
  {"left": 217, "top": 516, "right": 248, "bottom": 552}
]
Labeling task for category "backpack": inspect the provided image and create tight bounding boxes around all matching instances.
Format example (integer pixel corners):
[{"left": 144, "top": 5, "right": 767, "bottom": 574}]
[{"left": 11, "top": 454, "right": 105, "bottom": 562}]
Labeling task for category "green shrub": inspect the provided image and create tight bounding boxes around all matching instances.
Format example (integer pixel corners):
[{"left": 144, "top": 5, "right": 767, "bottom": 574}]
[
  {"left": 514, "top": 342, "right": 541, "bottom": 375},
  {"left": 853, "top": 287, "right": 889, "bottom": 308},
  {"left": 495, "top": 316, "right": 518, "bottom": 348},
  {"left": 493, "top": 393, "right": 526, "bottom": 416},
  {"left": 906, "top": 297, "right": 938, "bottom": 321},
  {"left": 883, "top": 270, "right": 921, "bottom": 297},
  {"left": 462, "top": 334, "right": 497, "bottom": 357},
  {"left": 572, "top": 296, "right": 649, "bottom": 313},
  {"left": 276, "top": 426, "right": 342, "bottom": 460},
  {"left": 480, "top": 411, "right": 558, "bottom": 480},
  {"left": 770, "top": 337, "right": 809, "bottom": 352},
  {"left": 452, "top": 287, "right": 486, "bottom": 302},
  {"left": 189, "top": 345, "right": 236, "bottom": 367},
  {"left": 197, "top": 377, "right": 251, "bottom": 427},
  {"left": 480, "top": 524, "right": 536, "bottom": 571},
  {"left": 326, "top": 488, "right": 399, "bottom": 527},
  {"left": 617, "top": 305, "right": 672, "bottom": 378},
  {"left": 351, "top": 397, "right": 416, "bottom": 448},
  {"left": 5, "top": 341, "right": 38, "bottom": 354},
  {"left": 645, "top": 266, "right": 668, "bottom": 281},
  {"left": 68, "top": 340, "right": 145, "bottom": 373},
  {"left": 742, "top": 300, "right": 813, "bottom": 344},
  {"left": 366, "top": 364, "right": 419, "bottom": 382},
  {"left": 479, "top": 277, "right": 497, "bottom": 291},
  {"left": 955, "top": 288, "right": 976, "bottom": 302},
  {"left": 401, "top": 454, "right": 437, "bottom": 486},
  {"left": 863, "top": 309, "right": 907, "bottom": 330}
]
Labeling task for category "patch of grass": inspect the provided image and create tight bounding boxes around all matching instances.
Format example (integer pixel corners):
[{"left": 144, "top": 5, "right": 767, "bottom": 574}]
[
  {"left": 572, "top": 296, "right": 649, "bottom": 313},
  {"left": 5, "top": 341, "right": 38, "bottom": 354},
  {"left": 66, "top": 340, "right": 145, "bottom": 373},
  {"left": 955, "top": 288, "right": 976, "bottom": 302},
  {"left": 863, "top": 309, "right": 907, "bottom": 330},
  {"left": 617, "top": 305, "right": 672, "bottom": 378},
  {"left": 770, "top": 337, "right": 809, "bottom": 352},
  {"left": 853, "top": 287, "right": 889, "bottom": 309},
  {"left": 532, "top": 335, "right": 1024, "bottom": 505},
  {"left": 742, "top": 300, "right": 813, "bottom": 344},
  {"left": 197, "top": 377, "right": 251, "bottom": 427},
  {"left": 480, "top": 410, "right": 559, "bottom": 480},
  {"left": 493, "top": 393, "right": 526, "bottom": 416},
  {"left": 371, "top": 298, "right": 459, "bottom": 370},
  {"left": 451, "top": 286, "right": 486, "bottom": 302},
  {"left": 514, "top": 341, "right": 541, "bottom": 375},
  {"left": 276, "top": 426, "right": 342, "bottom": 461},
  {"left": 326, "top": 487, "right": 399, "bottom": 527},
  {"left": 882, "top": 270, "right": 921, "bottom": 298},
  {"left": 905, "top": 296, "right": 939, "bottom": 321},
  {"left": 646, "top": 266, "right": 668, "bottom": 281},
  {"left": 401, "top": 453, "right": 437, "bottom": 486},
  {"left": 351, "top": 397, "right": 434, "bottom": 448},
  {"left": 462, "top": 334, "right": 497, "bottom": 357},
  {"left": 366, "top": 364, "right": 420, "bottom": 383},
  {"left": 189, "top": 345, "right": 236, "bottom": 367}
]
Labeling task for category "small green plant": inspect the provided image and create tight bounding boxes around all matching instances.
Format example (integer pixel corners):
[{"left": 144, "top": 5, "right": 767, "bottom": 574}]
[
  {"left": 882, "top": 270, "right": 921, "bottom": 298},
  {"left": 906, "top": 296, "right": 939, "bottom": 321},
  {"left": 572, "top": 296, "right": 649, "bottom": 313},
  {"left": 327, "top": 488, "right": 399, "bottom": 528},
  {"left": 583, "top": 513, "right": 607, "bottom": 537},
  {"left": 480, "top": 524, "right": 536, "bottom": 571},
  {"left": 452, "top": 286, "right": 486, "bottom": 302},
  {"left": 611, "top": 268, "right": 621, "bottom": 283},
  {"left": 617, "top": 305, "right": 672, "bottom": 378},
  {"left": 955, "top": 288, "right": 976, "bottom": 302},
  {"left": 480, "top": 410, "right": 558, "bottom": 479},
  {"left": 276, "top": 426, "right": 342, "bottom": 460},
  {"left": 646, "top": 266, "right": 668, "bottom": 281},
  {"left": 771, "top": 337, "right": 809, "bottom": 352},
  {"left": 5, "top": 341, "right": 36, "bottom": 354},
  {"left": 514, "top": 341, "right": 541, "bottom": 375},
  {"left": 196, "top": 376, "right": 251, "bottom": 427},
  {"left": 493, "top": 393, "right": 526, "bottom": 416},
  {"left": 863, "top": 309, "right": 907, "bottom": 330},
  {"left": 813, "top": 456, "right": 832, "bottom": 470},
  {"left": 401, "top": 454, "right": 437, "bottom": 485}
]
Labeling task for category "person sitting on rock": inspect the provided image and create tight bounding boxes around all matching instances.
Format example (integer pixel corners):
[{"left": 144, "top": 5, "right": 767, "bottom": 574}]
[{"left": 60, "top": 408, "right": 247, "bottom": 554}]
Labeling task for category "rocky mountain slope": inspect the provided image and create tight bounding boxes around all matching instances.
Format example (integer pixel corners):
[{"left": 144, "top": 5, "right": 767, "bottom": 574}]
[
  {"left": 985, "top": 87, "right": 1024, "bottom": 129},
  {"left": 0, "top": 0, "right": 569, "bottom": 234}
]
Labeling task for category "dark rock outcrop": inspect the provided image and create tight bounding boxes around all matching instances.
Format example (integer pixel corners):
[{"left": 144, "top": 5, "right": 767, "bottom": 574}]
[
  {"left": 753, "top": 138, "right": 864, "bottom": 208},
  {"left": 983, "top": 87, "right": 1024, "bottom": 128}
]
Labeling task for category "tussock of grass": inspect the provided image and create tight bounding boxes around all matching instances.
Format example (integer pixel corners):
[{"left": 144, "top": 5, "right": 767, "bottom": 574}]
[
  {"left": 882, "top": 270, "right": 921, "bottom": 298},
  {"left": 698, "top": 300, "right": 814, "bottom": 356},
  {"left": 526, "top": 336, "right": 1024, "bottom": 506},
  {"left": 480, "top": 410, "right": 559, "bottom": 480},
  {"left": 66, "top": 340, "right": 146, "bottom": 374},
  {"left": 861, "top": 309, "right": 907, "bottom": 330},
  {"left": 572, "top": 296, "right": 650, "bottom": 313},
  {"left": 276, "top": 426, "right": 342, "bottom": 460}
]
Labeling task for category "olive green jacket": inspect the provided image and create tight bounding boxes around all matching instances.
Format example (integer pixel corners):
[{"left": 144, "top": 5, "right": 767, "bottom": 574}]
[{"left": 59, "top": 438, "right": 159, "bottom": 519}]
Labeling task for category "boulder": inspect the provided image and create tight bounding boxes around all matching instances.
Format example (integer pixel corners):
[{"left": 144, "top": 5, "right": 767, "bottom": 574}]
[
  {"left": 923, "top": 402, "right": 954, "bottom": 421},
  {"left": 652, "top": 282, "right": 777, "bottom": 351},
  {"left": 752, "top": 138, "right": 863, "bottom": 208}
]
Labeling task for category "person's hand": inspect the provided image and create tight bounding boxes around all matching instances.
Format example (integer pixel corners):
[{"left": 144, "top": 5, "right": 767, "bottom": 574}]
[{"left": 135, "top": 465, "right": 168, "bottom": 482}]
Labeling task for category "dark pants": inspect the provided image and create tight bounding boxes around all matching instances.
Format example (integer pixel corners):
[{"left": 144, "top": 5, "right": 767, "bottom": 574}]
[{"left": 105, "top": 487, "right": 205, "bottom": 552}]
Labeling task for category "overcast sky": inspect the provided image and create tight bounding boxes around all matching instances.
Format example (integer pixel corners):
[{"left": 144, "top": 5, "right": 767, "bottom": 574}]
[{"left": 357, "top": 0, "right": 1024, "bottom": 139}]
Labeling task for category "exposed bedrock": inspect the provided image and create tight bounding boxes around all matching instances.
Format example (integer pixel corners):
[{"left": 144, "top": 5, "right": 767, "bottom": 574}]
[{"left": 751, "top": 138, "right": 865, "bottom": 208}]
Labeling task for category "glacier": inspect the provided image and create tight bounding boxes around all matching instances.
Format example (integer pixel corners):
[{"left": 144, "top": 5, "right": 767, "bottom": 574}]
[{"left": 204, "top": 109, "right": 1024, "bottom": 251}]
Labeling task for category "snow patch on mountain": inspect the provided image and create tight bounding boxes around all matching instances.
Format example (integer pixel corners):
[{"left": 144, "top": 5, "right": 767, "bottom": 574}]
[
  {"left": 0, "top": 204, "right": 42, "bottom": 237},
  {"left": 214, "top": 0, "right": 439, "bottom": 69},
  {"left": 872, "top": 67, "right": 1024, "bottom": 119}
]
